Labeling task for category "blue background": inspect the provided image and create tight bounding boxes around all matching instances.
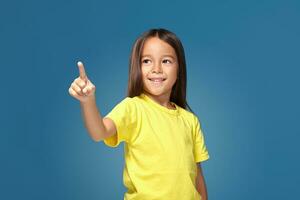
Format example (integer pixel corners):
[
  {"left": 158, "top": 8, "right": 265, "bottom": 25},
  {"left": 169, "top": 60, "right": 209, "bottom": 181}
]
[{"left": 1, "top": 0, "right": 299, "bottom": 199}]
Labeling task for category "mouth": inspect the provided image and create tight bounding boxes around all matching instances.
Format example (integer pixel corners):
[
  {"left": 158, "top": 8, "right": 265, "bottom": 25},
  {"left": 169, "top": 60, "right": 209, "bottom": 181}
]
[{"left": 148, "top": 78, "right": 166, "bottom": 82}]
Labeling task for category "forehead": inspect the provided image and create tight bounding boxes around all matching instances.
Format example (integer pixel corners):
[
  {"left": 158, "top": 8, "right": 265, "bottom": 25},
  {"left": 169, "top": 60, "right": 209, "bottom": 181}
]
[{"left": 141, "top": 37, "right": 176, "bottom": 57}]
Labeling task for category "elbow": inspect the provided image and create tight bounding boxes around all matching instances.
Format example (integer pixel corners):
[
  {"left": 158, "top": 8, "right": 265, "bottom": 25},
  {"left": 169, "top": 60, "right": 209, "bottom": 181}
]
[
  {"left": 92, "top": 136, "right": 102, "bottom": 142},
  {"left": 88, "top": 125, "right": 110, "bottom": 142},
  {"left": 89, "top": 130, "right": 106, "bottom": 142},
  {"left": 92, "top": 132, "right": 107, "bottom": 142}
]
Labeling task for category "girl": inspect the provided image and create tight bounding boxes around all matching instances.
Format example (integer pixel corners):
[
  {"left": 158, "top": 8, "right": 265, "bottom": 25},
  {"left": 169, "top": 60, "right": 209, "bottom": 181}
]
[{"left": 68, "top": 28, "right": 210, "bottom": 200}]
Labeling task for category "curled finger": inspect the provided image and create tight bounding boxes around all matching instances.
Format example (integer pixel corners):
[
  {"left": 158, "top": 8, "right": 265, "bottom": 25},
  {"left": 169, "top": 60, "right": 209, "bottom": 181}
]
[
  {"left": 75, "top": 77, "right": 87, "bottom": 89},
  {"left": 72, "top": 82, "right": 83, "bottom": 96},
  {"left": 69, "top": 87, "right": 79, "bottom": 98}
]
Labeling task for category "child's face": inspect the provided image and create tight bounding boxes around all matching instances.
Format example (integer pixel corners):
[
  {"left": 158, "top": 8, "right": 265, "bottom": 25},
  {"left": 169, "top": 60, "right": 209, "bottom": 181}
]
[{"left": 141, "top": 37, "right": 178, "bottom": 99}]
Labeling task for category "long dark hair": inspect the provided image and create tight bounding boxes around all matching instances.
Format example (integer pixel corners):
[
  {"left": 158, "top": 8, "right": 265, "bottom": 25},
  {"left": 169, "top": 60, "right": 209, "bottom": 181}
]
[{"left": 127, "top": 28, "right": 193, "bottom": 113}]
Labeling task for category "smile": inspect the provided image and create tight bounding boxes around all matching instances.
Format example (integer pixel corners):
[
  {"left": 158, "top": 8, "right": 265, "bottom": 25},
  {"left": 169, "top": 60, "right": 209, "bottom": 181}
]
[
  {"left": 148, "top": 78, "right": 166, "bottom": 82},
  {"left": 147, "top": 78, "right": 165, "bottom": 86}
]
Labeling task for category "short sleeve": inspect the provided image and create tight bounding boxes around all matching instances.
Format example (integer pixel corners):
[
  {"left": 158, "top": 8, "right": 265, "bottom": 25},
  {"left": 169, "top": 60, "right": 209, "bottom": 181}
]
[
  {"left": 193, "top": 116, "right": 210, "bottom": 163},
  {"left": 103, "top": 97, "right": 138, "bottom": 147}
]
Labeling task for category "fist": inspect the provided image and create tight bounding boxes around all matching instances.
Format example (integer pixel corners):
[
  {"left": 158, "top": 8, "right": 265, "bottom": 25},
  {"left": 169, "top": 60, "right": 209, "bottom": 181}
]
[{"left": 68, "top": 61, "right": 96, "bottom": 102}]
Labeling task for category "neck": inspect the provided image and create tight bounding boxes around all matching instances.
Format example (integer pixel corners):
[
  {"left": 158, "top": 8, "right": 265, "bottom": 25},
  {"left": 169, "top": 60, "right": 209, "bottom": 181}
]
[{"left": 143, "top": 91, "right": 175, "bottom": 109}]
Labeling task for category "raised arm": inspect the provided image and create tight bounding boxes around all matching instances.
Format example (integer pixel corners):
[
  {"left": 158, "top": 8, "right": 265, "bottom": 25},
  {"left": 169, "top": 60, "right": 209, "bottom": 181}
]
[{"left": 68, "top": 61, "right": 117, "bottom": 142}]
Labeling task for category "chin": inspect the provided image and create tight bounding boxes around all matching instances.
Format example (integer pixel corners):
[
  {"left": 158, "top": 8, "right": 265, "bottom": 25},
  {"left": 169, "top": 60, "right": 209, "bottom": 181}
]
[
  {"left": 144, "top": 88, "right": 170, "bottom": 97},
  {"left": 142, "top": 80, "right": 173, "bottom": 97}
]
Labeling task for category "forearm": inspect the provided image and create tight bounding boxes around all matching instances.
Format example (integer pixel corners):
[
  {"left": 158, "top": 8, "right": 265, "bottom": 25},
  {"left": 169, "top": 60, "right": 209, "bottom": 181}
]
[
  {"left": 197, "top": 176, "right": 208, "bottom": 200},
  {"left": 80, "top": 96, "right": 106, "bottom": 141},
  {"left": 196, "top": 164, "right": 208, "bottom": 200}
]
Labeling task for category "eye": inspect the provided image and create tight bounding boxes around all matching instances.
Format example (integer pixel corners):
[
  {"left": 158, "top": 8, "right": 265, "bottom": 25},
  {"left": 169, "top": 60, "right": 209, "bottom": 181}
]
[
  {"left": 162, "top": 59, "right": 172, "bottom": 64},
  {"left": 142, "top": 59, "right": 151, "bottom": 64}
]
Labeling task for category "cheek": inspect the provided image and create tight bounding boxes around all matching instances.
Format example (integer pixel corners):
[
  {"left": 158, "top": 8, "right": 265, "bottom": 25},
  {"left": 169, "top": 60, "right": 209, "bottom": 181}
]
[
  {"left": 141, "top": 68, "right": 147, "bottom": 79},
  {"left": 141, "top": 66, "right": 153, "bottom": 78},
  {"left": 141, "top": 69, "right": 149, "bottom": 85},
  {"left": 168, "top": 66, "right": 178, "bottom": 79}
]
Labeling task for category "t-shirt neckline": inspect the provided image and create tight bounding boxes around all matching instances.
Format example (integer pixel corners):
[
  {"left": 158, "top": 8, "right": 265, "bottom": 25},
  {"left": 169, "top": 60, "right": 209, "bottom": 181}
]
[{"left": 139, "top": 93, "right": 180, "bottom": 116}]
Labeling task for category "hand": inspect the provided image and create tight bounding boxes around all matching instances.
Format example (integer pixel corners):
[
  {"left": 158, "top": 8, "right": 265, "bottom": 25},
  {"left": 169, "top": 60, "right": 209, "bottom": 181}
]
[{"left": 68, "top": 61, "right": 96, "bottom": 102}]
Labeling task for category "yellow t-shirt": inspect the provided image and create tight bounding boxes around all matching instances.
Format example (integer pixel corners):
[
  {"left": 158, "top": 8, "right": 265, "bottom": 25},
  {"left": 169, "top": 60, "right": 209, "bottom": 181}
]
[{"left": 103, "top": 93, "right": 209, "bottom": 200}]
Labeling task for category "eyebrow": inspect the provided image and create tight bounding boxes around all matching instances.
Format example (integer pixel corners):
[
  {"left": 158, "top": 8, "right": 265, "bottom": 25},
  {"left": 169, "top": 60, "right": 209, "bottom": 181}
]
[{"left": 141, "top": 54, "right": 176, "bottom": 59}]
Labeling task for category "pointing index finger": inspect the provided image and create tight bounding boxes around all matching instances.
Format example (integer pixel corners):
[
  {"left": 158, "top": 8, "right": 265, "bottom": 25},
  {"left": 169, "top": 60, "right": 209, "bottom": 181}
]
[{"left": 77, "top": 61, "right": 87, "bottom": 80}]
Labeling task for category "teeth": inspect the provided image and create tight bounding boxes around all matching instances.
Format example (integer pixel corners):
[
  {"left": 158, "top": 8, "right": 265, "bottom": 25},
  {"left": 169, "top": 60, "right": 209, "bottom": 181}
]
[{"left": 149, "top": 78, "right": 164, "bottom": 82}]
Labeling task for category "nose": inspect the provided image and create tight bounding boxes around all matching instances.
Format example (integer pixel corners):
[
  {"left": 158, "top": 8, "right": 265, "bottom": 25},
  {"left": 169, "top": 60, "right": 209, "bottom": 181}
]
[{"left": 151, "top": 62, "right": 163, "bottom": 73}]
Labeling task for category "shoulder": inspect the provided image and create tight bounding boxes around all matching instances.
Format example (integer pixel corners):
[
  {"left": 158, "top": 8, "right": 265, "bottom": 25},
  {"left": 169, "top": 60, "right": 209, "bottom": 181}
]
[
  {"left": 115, "top": 96, "right": 136, "bottom": 106},
  {"left": 178, "top": 106, "right": 199, "bottom": 122},
  {"left": 177, "top": 107, "right": 202, "bottom": 132},
  {"left": 123, "top": 95, "right": 148, "bottom": 108},
  {"left": 115, "top": 96, "right": 140, "bottom": 112}
]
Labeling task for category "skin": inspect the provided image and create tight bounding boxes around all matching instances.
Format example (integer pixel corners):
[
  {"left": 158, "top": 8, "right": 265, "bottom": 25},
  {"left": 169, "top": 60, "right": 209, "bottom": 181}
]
[
  {"left": 141, "top": 37, "right": 178, "bottom": 109},
  {"left": 196, "top": 163, "right": 208, "bottom": 200},
  {"left": 68, "top": 61, "right": 116, "bottom": 142},
  {"left": 69, "top": 61, "right": 96, "bottom": 102}
]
